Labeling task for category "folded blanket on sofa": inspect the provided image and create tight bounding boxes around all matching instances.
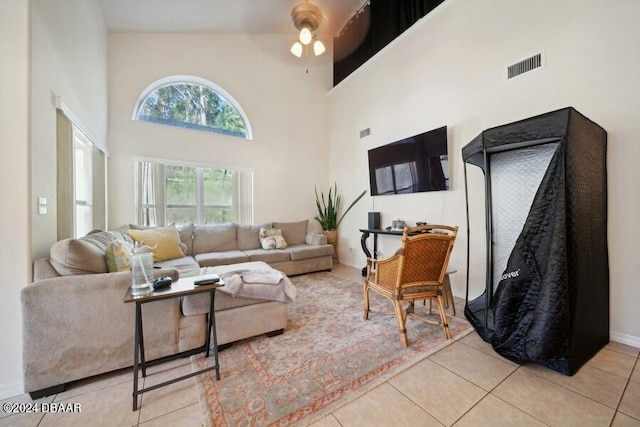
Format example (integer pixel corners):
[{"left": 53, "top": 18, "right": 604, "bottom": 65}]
[{"left": 200, "top": 266, "right": 296, "bottom": 303}]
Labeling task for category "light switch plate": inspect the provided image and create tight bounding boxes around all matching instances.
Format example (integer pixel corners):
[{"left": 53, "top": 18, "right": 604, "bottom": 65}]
[{"left": 38, "top": 197, "right": 47, "bottom": 215}]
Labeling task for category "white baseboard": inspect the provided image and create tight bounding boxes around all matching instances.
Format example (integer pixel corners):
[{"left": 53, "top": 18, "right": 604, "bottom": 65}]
[
  {"left": 0, "top": 381, "right": 25, "bottom": 400},
  {"left": 610, "top": 331, "right": 640, "bottom": 349}
]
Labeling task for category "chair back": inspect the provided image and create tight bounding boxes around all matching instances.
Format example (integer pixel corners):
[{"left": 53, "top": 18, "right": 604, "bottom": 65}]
[{"left": 397, "top": 225, "right": 457, "bottom": 289}]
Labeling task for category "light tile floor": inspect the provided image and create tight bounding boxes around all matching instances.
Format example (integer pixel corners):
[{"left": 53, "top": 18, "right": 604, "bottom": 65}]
[{"left": 2, "top": 264, "right": 638, "bottom": 426}]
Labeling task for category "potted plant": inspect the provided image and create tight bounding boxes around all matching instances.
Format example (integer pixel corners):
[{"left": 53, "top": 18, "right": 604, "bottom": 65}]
[{"left": 314, "top": 183, "right": 367, "bottom": 246}]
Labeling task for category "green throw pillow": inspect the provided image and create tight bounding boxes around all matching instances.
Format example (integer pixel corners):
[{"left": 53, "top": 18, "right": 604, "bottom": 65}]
[{"left": 105, "top": 240, "right": 134, "bottom": 272}]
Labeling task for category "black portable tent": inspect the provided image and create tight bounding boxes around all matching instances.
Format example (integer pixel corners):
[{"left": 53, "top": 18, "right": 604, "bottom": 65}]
[{"left": 462, "top": 107, "right": 609, "bottom": 375}]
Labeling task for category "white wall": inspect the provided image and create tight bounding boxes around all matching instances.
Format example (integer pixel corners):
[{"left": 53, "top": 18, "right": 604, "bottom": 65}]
[
  {"left": 0, "top": 0, "right": 30, "bottom": 399},
  {"left": 30, "top": 0, "right": 108, "bottom": 259},
  {"left": 0, "top": 0, "right": 108, "bottom": 397},
  {"left": 108, "top": 33, "right": 331, "bottom": 227},
  {"left": 329, "top": 0, "right": 640, "bottom": 345}
]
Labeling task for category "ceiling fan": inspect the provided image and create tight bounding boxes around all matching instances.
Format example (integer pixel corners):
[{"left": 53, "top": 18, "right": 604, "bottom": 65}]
[{"left": 289, "top": 1, "right": 327, "bottom": 58}]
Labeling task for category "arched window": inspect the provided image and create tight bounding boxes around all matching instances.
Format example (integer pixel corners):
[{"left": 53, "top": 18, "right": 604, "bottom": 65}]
[{"left": 133, "top": 76, "right": 252, "bottom": 139}]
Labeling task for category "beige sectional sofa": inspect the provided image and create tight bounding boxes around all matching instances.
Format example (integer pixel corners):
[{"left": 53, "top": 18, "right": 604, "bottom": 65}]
[
  {"left": 151, "top": 220, "right": 333, "bottom": 277},
  {"left": 22, "top": 220, "right": 332, "bottom": 398}
]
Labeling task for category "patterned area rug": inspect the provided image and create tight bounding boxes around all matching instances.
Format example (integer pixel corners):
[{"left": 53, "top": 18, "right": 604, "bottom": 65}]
[{"left": 191, "top": 271, "right": 472, "bottom": 426}]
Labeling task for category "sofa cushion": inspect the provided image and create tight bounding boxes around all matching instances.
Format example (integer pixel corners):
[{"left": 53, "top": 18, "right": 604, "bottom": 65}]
[
  {"left": 177, "top": 223, "right": 194, "bottom": 256},
  {"left": 127, "top": 223, "right": 154, "bottom": 230},
  {"left": 272, "top": 220, "right": 308, "bottom": 245},
  {"left": 259, "top": 227, "right": 287, "bottom": 250},
  {"left": 153, "top": 256, "right": 200, "bottom": 277},
  {"left": 194, "top": 250, "right": 249, "bottom": 267},
  {"left": 182, "top": 292, "right": 267, "bottom": 316},
  {"left": 306, "top": 232, "right": 328, "bottom": 245},
  {"left": 126, "top": 226, "right": 186, "bottom": 262},
  {"left": 287, "top": 244, "right": 334, "bottom": 261},
  {"left": 86, "top": 229, "right": 133, "bottom": 245},
  {"left": 237, "top": 224, "right": 268, "bottom": 250},
  {"left": 243, "top": 248, "right": 290, "bottom": 263},
  {"left": 50, "top": 230, "right": 132, "bottom": 276},
  {"left": 192, "top": 223, "right": 237, "bottom": 254},
  {"left": 105, "top": 240, "right": 134, "bottom": 272}
]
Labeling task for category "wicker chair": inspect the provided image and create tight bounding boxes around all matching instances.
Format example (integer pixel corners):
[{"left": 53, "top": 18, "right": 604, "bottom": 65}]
[{"left": 363, "top": 224, "right": 458, "bottom": 346}]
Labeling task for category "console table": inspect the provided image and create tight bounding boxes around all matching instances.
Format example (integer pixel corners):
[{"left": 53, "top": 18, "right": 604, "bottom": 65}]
[
  {"left": 123, "top": 277, "right": 223, "bottom": 411},
  {"left": 359, "top": 228, "right": 404, "bottom": 275}
]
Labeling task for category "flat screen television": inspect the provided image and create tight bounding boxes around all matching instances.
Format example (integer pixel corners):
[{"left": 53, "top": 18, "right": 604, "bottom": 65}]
[{"left": 368, "top": 126, "right": 449, "bottom": 196}]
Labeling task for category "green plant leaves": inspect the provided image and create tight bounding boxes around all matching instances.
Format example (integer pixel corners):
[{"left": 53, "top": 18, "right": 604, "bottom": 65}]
[{"left": 314, "top": 183, "right": 366, "bottom": 231}]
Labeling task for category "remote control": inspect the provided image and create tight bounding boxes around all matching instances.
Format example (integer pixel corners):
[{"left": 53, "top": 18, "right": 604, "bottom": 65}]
[
  {"left": 152, "top": 276, "right": 172, "bottom": 290},
  {"left": 194, "top": 274, "right": 220, "bottom": 286}
]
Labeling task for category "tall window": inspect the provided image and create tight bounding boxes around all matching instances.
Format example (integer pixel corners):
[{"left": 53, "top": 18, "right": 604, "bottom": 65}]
[
  {"left": 56, "top": 109, "right": 106, "bottom": 239},
  {"left": 73, "top": 128, "right": 94, "bottom": 237},
  {"left": 133, "top": 76, "right": 252, "bottom": 139},
  {"left": 135, "top": 160, "right": 253, "bottom": 226}
]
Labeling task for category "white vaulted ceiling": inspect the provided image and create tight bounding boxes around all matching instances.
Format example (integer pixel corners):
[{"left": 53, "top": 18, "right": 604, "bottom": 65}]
[{"left": 96, "top": 0, "right": 364, "bottom": 36}]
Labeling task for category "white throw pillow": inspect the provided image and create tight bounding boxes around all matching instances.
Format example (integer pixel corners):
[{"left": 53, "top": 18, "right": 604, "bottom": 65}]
[{"left": 259, "top": 227, "right": 288, "bottom": 250}]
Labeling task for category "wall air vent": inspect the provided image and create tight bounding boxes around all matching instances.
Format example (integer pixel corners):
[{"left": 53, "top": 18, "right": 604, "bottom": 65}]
[{"left": 507, "top": 53, "right": 543, "bottom": 79}]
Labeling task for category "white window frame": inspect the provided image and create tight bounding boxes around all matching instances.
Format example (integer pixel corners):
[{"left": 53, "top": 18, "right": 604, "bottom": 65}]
[
  {"left": 164, "top": 165, "right": 238, "bottom": 225},
  {"left": 56, "top": 108, "right": 106, "bottom": 239},
  {"left": 132, "top": 75, "right": 253, "bottom": 140},
  {"left": 135, "top": 158, "right": 254, "bottom": 226},
  {"left": 73, "top": 127, "right": 95, "bottom": 237}
]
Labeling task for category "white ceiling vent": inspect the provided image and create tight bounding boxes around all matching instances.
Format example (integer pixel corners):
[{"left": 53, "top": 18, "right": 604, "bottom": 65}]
[{"left": 507, "top": 53, "right": 543, "bottom": 79}]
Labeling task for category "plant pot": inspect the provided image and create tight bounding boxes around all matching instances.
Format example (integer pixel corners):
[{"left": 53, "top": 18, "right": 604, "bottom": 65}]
[
  {"left": 323, "top": 230, "right": 339, "bottom": 263},
  {"left": 323, "top": 230, "right": 338, "bottom": 244}
]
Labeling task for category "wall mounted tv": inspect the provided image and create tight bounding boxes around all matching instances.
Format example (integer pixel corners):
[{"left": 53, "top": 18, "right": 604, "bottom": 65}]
[{"left": 368, "top": 126, "right": 449, "bottom": 196}]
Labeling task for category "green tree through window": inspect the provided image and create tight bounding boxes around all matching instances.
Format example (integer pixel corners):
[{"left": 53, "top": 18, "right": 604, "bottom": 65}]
[
  {"left": 165, "top": 165, "right": 233, "bottom": 225},
  {"left": 135, "top": 160, "right": 253, "bottom": 227},
  {"left": 134, "top": 78, "right": 249, "bottom": 138}
]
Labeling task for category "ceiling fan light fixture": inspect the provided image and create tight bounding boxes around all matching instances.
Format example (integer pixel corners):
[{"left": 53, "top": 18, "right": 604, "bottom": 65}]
[
  {"left": 313, "top": 40, "right": 326, "bottom": 56},
  {"left": 291, "top": 42, "right": 303, "bottom": 58},
  {"left": 299, "top": 27, "right": 313, "bottom": 45},
  {"left": 290, "top": 2, "right": 325, "bottom": 57}
]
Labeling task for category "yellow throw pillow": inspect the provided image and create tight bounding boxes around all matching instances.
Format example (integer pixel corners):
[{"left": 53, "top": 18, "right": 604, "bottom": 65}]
[{"left": 126, "top": 226, "right": 185, "bottom": 262}]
